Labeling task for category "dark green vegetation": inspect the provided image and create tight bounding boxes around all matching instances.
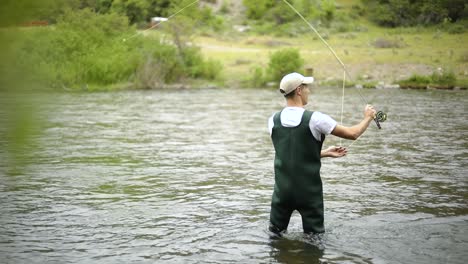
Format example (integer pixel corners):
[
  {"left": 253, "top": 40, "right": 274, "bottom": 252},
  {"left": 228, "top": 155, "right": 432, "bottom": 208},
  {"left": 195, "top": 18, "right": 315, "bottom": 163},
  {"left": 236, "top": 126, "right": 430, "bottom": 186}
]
[
  {"left": 243, "top": 0, "right": 467, "bottom": 34},
  {"left": 1, "top": 0, "right": 224, "bottom": 91},
  {"left": 361, "top": 0, "right": 468, "bottom": 27}
]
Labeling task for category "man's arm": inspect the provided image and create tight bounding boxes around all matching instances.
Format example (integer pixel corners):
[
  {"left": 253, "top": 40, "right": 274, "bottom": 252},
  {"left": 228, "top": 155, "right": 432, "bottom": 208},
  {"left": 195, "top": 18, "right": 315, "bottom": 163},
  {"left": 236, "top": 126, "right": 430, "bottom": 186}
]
[{"left": 331, "top": 105, "right": 376, "bottom": 140}]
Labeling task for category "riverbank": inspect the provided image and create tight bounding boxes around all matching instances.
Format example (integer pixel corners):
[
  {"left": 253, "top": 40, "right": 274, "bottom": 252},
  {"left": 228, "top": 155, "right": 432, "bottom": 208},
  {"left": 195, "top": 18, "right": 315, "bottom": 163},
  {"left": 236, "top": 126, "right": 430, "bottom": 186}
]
[{"left": 190, "top": 26, "right": 468, "bottom": 90}]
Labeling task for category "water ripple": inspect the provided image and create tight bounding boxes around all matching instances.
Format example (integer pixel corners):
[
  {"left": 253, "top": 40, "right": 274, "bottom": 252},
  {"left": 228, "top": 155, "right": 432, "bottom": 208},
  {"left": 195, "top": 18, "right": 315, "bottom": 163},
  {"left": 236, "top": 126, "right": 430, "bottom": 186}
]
[{"left": 1, "top": 88, "right": 467, "bottom": 263}]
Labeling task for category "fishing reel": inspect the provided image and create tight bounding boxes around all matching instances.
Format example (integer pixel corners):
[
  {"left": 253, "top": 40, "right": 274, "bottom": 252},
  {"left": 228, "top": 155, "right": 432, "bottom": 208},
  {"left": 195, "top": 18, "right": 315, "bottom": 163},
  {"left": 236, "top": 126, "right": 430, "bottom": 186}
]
[{"left": 374, "top": 110, "right": 387, "bottom": 129}]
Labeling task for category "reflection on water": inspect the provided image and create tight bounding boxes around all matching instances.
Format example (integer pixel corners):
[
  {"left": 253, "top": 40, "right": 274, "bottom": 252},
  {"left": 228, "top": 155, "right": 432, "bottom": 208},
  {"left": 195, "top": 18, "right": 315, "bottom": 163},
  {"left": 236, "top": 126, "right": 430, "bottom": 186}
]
[
  {"left": 269, "top": 234, "right": 324, "bottom": 264},
  {"left": 0, "top": 88, "right": 467, "bottom": 263}
]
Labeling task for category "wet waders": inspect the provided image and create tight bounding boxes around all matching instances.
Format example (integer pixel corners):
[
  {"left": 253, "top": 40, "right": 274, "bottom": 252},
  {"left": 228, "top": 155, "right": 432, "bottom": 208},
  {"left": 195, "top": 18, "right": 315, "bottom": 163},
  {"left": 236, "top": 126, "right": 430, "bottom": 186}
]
[{"left": 269, "top": 110, "right": 325, "bottom": 234}]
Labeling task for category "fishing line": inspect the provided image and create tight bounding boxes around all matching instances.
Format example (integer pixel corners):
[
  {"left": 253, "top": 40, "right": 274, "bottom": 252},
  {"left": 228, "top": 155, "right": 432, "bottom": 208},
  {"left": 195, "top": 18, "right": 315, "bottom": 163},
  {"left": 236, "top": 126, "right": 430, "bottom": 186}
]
[
  {"left": 123, "top": 0, "right": 200, "bottom": 42},
  {"left": 340, "top": 70, "right": 345, "bottom": 146},
  {"left": 280, "top": 0, "right": 386, "bottom": 133}
]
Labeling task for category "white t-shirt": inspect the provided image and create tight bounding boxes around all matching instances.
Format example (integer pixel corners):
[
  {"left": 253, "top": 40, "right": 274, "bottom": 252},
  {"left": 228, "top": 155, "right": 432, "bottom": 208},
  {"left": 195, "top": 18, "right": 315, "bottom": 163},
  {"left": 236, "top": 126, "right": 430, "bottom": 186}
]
[{"left": 268, "top": 107, "right": 337, "bottom": 142}]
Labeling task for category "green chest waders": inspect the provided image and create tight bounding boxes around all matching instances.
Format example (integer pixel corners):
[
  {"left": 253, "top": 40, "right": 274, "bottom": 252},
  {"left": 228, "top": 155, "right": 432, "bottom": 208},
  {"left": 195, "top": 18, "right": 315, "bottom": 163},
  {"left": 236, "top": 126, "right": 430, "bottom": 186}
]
[{"left": 269, "top": 110, "right": 325, "bottom": 234}]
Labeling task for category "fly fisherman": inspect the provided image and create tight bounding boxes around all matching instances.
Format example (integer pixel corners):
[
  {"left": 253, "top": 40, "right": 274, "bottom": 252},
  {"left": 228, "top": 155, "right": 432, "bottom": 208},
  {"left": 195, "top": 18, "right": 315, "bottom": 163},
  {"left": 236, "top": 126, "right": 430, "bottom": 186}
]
[{"left": 268, "top": 72, "right": 376, "bottom": 235}]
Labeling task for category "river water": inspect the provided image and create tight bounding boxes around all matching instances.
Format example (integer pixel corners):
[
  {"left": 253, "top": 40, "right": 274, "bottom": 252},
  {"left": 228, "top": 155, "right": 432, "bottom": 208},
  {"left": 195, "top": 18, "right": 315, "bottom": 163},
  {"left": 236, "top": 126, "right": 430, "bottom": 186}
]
[{"left": 0, "top": 87, "right": 467, "bottom": 263}]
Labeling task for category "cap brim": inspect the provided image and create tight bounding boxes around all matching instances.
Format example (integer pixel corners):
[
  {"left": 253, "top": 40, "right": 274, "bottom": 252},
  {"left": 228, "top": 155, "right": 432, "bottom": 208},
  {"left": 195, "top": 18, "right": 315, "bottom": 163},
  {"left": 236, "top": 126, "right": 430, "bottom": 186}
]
[{"left": 302, "top": 76, "right": 314, "bottom": 84}]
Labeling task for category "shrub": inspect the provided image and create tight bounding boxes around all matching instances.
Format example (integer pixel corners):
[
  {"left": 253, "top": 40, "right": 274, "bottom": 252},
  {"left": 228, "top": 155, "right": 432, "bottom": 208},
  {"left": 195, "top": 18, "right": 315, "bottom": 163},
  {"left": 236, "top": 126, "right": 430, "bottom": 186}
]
[
  {"left": 430, "top": 70, "right": 456, "bottom": 86},
  {"left": 134, "top": 39, "right": 184, "bottom": 88},
  {"left": 16, "top": 9, "right": 137, "bottom": 88},
  {"left": 399, "top": 74, "right": 431, "bottom": 85},
  {"left": 180, "top": 46, "right": 222, "bottom": 80},
  {"left": 398, "top": 70, "right": 457, "bottom": 88},
  {"left": 15, "top": 8, "right": 221, "bottom": 90},
  {"left": 444, "top": 23, "right": 466, "bottom": 34},
  {"left": 267, "top": 48, "right": 304, "bottom": 82},
  {"left": 244, "top": 0, "right": 337, "bottom": 32},
  {"left": 249, "top": 66, "right": 266, "bottom": 87},
  {"left": 363, "top": 0, "right": 467, "bottom": 27}
]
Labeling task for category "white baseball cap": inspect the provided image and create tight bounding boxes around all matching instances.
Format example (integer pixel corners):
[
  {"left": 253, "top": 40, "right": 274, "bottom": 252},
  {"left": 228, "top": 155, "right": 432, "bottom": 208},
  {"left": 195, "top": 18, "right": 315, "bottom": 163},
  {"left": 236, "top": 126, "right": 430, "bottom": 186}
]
[{"left": 279, "top": 72, "right": 314, "bottom": 95}]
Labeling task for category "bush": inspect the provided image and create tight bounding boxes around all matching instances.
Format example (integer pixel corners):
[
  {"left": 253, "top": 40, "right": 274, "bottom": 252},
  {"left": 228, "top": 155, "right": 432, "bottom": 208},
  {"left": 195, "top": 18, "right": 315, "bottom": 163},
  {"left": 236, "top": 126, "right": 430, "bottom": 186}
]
[
  {"left": 134, "top": 38, "right": 184, "bottom": 88},
  {"left": 430, "top": 70, "right": 456, "bottom": 86},
  {"left": 249, "top": 66, "right": 267, "bottom": 87},
  {"left": 267, "top": 48, "right": 304, "bottom": 82},
  {"left": 16, "top": 9, "right": 138, "bottom": 88},
  {"left": 443, "top": 23, "right": 466, "bottom": 34},
  {"left": 399, "top": 74, "right": 432, "bottom": 85},
  {"left": 398, "top": 70, "right": 457, "bottom": 88},
  {"left": 15, "top": 8, "right": 221, "bottom": 90},
  {"left": 180, "top": 46, "right": 222, "bottom": 80},
  {"left": 363, "top": 0, "right": 468, "bottom": 27},
  {"left": 244, "top": 0, "right": 337, "bottom": 32}
]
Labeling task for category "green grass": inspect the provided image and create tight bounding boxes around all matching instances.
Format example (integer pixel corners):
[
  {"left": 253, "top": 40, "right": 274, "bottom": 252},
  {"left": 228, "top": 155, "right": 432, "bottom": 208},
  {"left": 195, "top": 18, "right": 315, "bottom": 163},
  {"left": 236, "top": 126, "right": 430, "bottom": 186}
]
[{"left": 191, "top": 22, "right": 468, "bottom": 88}]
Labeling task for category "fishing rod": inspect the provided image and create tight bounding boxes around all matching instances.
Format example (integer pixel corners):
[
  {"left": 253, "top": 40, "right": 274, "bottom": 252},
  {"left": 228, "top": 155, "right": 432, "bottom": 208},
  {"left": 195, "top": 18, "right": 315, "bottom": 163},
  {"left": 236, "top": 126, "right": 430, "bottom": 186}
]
[{"left": 281, "top": 0, "right": 387, "bottom": 129}]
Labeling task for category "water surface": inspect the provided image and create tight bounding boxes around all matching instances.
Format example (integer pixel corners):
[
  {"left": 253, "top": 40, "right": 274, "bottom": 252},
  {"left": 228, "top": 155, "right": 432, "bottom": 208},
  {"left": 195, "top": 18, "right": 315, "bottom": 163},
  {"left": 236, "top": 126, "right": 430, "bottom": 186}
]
[{"left": 0, "top": 87, "right": 467, "bottom": 263}]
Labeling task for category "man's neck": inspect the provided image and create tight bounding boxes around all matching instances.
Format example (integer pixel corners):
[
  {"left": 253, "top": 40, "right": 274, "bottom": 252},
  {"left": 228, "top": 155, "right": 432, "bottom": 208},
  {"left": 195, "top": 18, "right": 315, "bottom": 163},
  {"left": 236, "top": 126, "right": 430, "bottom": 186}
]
[{"left": 286, "top": 98, "right": 304, "bottom": 108}]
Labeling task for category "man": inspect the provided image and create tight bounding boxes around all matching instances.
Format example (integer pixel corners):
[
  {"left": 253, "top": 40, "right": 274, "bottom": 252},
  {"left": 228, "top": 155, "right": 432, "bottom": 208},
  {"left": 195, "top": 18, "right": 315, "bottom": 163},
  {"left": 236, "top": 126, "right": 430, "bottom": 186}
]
[{"left": 268, "top": 72, "right": 376, "bottom": 235}]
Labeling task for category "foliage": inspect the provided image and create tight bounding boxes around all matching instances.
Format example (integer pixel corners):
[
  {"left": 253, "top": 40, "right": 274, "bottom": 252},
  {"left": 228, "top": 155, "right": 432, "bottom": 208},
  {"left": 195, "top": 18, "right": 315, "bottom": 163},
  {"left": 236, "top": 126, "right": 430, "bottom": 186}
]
[
  {"left": 15, "top": 8, "right": 221, "bottom": 90},
  {"left": 17, "top": 9, "right": 138, "bottom": 88},
  {"left": 243, "top": 0, "right": 336, "bottom": 27},
  {"left": 248, "top": 66, "right": 267, "bottom": 88},
  {"left": 430, "top": 70, "right": 456, "bottom": 86},
  {"left": 111, "top": 0, "right": 150, "bottom": 25},
  {"left": 0, "top": 0, "right": 58, "bottom": 26},
  {"left": 440, "top": 21, "right": 467, "bottom": 34},
  {"left": 108, "top": 0, "right": 225, "bottom": 31},
  {"left": 267, "top": 48, "right": 304, "bottom": 82},
  {"left": 243, "top": 0, "right": 274, "bottom": 20},
  {"left": 362, "top": 0, "right": 468, "bottom": 27},
  {"left": 398, "top": 70, "right": 457, "bottom": 88}
]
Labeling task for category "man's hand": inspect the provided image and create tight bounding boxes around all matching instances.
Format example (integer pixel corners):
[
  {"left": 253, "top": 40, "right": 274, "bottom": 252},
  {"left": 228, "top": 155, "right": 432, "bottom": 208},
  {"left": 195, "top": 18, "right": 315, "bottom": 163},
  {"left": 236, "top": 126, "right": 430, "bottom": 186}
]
[
  {"left": 321, "top": 146, "right": 347, "bottom": 158},
  {"left": 365, "top": 104, "right": 377, "bottom": 119}
]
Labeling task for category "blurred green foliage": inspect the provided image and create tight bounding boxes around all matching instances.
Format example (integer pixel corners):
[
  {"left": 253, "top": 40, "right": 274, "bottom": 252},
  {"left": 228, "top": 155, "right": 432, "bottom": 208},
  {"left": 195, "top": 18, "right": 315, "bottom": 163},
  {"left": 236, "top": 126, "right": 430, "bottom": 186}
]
[
  {"left": 398, "top": 70, "right": 458, "bottom": 88},
  {"left": 362, "top": 0, "right": 468, "bottom": 27},
  {"left": 243, "top": 0, "right": 338, "bottom": 35},
  {"left": 247, "top": 48, "right": 305, "bottom": 87},
  {"left": 268, "top": 48, "right": 304, "bottom": 82},
  {"left": 10, "top": 7, "right": 221, "bottom": 90}
]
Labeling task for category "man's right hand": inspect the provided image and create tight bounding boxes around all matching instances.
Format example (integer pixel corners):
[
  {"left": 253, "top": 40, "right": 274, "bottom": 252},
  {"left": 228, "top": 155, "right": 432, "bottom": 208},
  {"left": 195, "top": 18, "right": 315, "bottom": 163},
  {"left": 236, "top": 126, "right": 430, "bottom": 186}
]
[{"left": 365, "top": 104, "right": 377, "bottom": 119}]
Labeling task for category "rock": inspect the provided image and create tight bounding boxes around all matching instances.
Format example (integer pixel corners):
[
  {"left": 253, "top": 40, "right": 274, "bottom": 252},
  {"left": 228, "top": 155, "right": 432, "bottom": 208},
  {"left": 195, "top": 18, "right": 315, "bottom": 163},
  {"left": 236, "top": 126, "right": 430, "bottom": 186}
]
[
  {"left": 376, "top": 82, "right": 400, "bottom": 89},
  {"left": 376, "top": 81, "right": 385, "bottom": 89},
  {"left": 233, "top": 25, "right": 250, "bottom": 33}
]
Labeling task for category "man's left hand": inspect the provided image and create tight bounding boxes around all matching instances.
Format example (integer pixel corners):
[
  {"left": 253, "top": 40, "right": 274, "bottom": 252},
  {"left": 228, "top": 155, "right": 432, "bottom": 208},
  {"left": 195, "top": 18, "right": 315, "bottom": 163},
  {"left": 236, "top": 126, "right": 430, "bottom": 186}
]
[{"left": 322, "top": 146, "right": 347, "bottom": 158}]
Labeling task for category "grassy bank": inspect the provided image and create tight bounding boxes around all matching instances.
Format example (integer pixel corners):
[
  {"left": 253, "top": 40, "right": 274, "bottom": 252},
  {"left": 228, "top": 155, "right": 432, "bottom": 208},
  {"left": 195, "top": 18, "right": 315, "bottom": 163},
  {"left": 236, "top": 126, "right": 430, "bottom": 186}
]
[{"left": 191, "top": 25, "right": 467, "bottom": 89}]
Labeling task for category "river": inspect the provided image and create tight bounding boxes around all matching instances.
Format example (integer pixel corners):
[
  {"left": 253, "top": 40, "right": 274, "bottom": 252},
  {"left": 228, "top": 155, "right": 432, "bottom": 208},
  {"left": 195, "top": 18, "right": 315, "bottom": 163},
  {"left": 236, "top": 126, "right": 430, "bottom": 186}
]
[{"left": 0, "top": 87, "right": 467, "bottom": 263}]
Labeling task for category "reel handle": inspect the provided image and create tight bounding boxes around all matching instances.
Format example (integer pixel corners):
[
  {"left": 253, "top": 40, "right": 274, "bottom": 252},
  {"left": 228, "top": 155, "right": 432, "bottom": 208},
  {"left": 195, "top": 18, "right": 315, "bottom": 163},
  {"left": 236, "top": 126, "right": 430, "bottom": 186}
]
[{"left": 374, "top": 118, "right": 382, "bottom": 129}]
